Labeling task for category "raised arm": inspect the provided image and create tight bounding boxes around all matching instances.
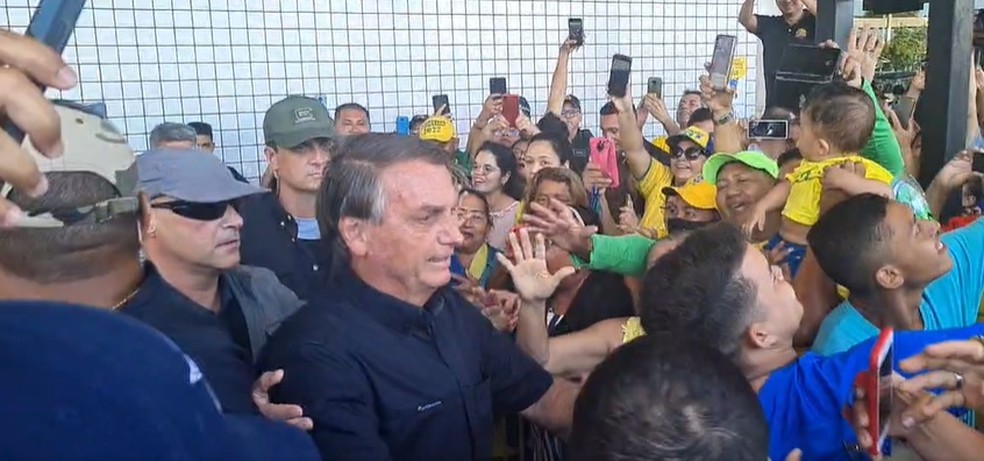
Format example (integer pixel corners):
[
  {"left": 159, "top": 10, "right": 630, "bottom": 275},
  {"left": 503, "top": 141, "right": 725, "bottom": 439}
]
[
  {"left": 739, "top": 0, "right": 759, "bottom": 34},
  {"left": 547, "top": 40, "right": 579, "bottom": 116},
  {"left": 613, "top": 94, "right": 654, "bottom": 179}
]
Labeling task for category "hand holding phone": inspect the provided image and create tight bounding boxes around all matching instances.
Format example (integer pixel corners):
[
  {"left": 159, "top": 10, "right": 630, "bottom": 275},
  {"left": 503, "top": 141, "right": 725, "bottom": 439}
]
[
  {"left": 608, "top": 54, "right": 632, "bottom": 98},
  {"left": 748, "top": 120, "right": 789, "bottom": 140},
  {"left": 857, "top": 328, "right": 894, "bottom": 458},
  {"left": 568, "top": 18, "right": 584, "bottom": 47},
  {"left": 2, "top": 0, "right": 87, "bottom": 144},
  {"left": 589, "top": 137, "right": 620, "bottom": 190},
  {"left": 432, "top": 94, "right": 451, "bottom": 116},
  {"left": 647, "top": 77, "right": 663, "bottom": 98},
  {"left": 489, "top": 78, "right": 507, "bottom": 96},
  {"left": 709, "top": 35, "right": 737, "bottom": 91}
]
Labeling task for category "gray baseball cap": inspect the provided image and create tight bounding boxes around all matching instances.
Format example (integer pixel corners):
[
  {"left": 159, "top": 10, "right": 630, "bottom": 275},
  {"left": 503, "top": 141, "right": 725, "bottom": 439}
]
[
  {"left": 137, "top": 149, "right": 264, "bottom": 203},
  {"left": 263, "top": 96, "right": 335, "bottom": 148},
  {"left": 2, "top": 101, "right": 140, "bottom": 228}
]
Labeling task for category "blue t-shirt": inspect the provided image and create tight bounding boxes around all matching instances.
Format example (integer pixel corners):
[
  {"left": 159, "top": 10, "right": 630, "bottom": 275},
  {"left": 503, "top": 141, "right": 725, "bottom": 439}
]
[
  {"left": 761, "top": 324, "right": 984, "bottom": 461},
  {"left": 295, "top": 217, "right": 320, "bottom": 240},
  {"left": 813, "top": 218, "right": 984, "bottom": 356}
]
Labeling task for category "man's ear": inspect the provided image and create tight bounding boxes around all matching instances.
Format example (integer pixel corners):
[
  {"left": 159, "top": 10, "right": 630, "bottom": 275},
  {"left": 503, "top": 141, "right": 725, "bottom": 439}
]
[
  {"left": 138, "top": 193, "right": 156, "bottom": 236},
  {"left": 873, "top": 264, "right": 904, "bottom": 291},
  {"left": 338, "top": 217, "right": 370, "bottom": 257},
  {"left": 264, "top": 146, "right": 278, "bottom": 172},
  {"left": 747, "top": 321, "right": 777, "bottom": 350}
]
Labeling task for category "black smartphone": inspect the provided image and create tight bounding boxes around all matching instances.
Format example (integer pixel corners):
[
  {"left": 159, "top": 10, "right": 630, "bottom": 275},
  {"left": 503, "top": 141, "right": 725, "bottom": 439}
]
[
  {"left": 568, "top": 18, "right": 584, "bottom": 46},
  {"left": 647, "top": 77, "right": 663, "bottom": 98},
  {"left": 2, "top": 0, "right": 87, "bottom": 144},
  {"left": 777, "top": 44, "right": 842, "bottom": 83},
  {"left": 893, "top": 96, "right": 917, "bottom": 129},
  {"left": 748, "top": 120, "right": 789, "bottom": 140},
  {"left": 607, "top": 54, "right": 632, "bottom": 98},
  {"left": 489, "top": 77, "right": 507, "bottom": 96},
  {"left": 709, "top": 34, "right": 737, "bottom": 90},
  {"left": 432, "top": 94, "right": 450, "bottom": 115},
  {"left": 973, "top": 151, "right": 984, "bottom": 173}
]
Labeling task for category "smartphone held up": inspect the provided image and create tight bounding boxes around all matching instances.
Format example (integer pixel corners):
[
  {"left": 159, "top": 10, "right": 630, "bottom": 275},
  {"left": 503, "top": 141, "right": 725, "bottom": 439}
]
[{"left": 608, "top": 54, "right": 632, "bottom": 98}]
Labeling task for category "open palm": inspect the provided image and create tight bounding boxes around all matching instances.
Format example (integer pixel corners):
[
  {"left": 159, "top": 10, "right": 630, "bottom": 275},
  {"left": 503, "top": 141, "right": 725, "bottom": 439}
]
[{"left": 496, "top": 228, "right": 575, "bottom": 302}]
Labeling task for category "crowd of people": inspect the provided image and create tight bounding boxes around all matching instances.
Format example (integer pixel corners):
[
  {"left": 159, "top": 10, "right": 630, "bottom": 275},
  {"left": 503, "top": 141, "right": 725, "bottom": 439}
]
[{"left": 4, "top": 1, "right": 984, "bottom": 460}]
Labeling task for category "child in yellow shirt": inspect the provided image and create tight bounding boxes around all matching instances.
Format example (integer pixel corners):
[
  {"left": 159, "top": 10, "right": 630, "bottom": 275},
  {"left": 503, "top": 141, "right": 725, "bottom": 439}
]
[{"left": 745, "top": 83, "right": 893, "bottom": 276}]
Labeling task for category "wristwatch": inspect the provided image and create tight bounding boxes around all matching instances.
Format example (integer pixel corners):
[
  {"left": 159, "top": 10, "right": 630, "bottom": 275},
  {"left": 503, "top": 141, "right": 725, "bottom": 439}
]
[{"left": 714, "top": 111, "right": 735, "bottom": 126}]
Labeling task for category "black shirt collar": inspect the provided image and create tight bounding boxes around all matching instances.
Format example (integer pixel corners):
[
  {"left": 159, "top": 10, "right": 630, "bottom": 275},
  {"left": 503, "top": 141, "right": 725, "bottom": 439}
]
[{"left": 332, "top": 267, "right": 447, "bottom": 335}]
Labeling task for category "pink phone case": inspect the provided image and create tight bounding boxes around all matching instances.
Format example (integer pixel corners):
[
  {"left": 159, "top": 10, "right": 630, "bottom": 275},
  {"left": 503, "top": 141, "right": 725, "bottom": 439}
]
[{"left": 589, "top": 137, "right": 620, "bottom": 190}]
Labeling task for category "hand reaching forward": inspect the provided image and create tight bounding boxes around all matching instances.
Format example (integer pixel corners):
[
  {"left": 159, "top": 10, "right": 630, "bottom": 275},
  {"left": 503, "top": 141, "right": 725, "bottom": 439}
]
[
  {"left": 252, "top": 369, "right": 314, "bottom": 431},
  {"left": 496, "top": 228, "right": 575, "bottom": 302}
]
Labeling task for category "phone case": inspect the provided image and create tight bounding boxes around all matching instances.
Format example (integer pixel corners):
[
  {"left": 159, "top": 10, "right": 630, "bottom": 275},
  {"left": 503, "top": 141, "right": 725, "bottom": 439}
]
[
  {"left": 865, "top": 328, "right": 895, "bottom": 458},
  {"left": 396, "top": 117, "right": 410, "bottom": 136},
  {"left": 433, "top": 95, "right": 450, "bottom": 115},
  {"left": 502, "top": 95, "right": 520, "bottom": 126},
  {"left": 589, "top": 137, "right": 620, "bottom": 190}
]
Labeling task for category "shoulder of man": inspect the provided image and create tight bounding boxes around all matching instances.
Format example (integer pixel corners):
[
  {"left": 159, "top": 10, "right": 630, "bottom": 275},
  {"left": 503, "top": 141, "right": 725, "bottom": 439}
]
[{"left": 228, "top": 265, "right": 305, "bottom": 323}]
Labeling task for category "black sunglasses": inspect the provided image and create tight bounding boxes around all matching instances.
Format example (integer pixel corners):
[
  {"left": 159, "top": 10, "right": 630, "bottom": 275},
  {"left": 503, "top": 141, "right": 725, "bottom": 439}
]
[
  {"left": 671, "top": 147, "right": 705, "bottom": 160},
  {"left": 151, "top": 200, "right": 234, "bottom": 221}
]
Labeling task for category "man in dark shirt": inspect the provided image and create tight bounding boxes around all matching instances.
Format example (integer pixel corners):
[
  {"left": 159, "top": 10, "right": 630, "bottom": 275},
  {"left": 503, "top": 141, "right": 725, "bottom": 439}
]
[
  {"left": 188, "top": 121, "right": 250, "bottom": 183},
  {"left": 239, "top": 96, "right": 335, "bottom": 302},
  {"left": 261, "top": 134, "right": 578, "bottom": 461},
  {"left": 123, "top": 149, "right": 307, "bottom": 424},
  {"left": 740, "top": 0, "right": 818, "bottom": 107}
]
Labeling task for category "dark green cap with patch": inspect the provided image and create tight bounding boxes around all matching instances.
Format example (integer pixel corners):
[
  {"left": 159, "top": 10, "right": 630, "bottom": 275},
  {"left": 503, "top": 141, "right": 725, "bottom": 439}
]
[{"left": 263, "top": 96, "right": 335, "bottom": 148}]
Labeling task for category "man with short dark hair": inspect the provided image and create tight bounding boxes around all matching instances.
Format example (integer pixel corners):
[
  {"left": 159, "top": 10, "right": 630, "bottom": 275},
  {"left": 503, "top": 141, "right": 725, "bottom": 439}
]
[
  {"left": 808, "top": 194, "right": 984, "bottom": 357},
  {"left": 238, "top": 96, "right": 335, "bottom": 302},
  {"left": 261, "top": 133, "right": 577, "bottom": 461},
  {"left": 188, "top": 121, "right": 249, "bottom": 183},
  {"left": 334, "top": 102, "right": 371, "bottom": 136},
  {"left": 642, "top": 222, "right": 984, "bottom": 460},
  {"left": 570, "top": 333, "right": 769, "bottom": 461}
]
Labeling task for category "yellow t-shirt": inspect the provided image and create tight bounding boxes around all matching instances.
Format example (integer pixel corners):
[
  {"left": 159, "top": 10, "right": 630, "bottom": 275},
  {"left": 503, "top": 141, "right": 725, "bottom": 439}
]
[
  {"left": 637, "top": 160, "right": 674, "bottom": 238},
  {"left": 782, "top": 156, "right": 894, "bottom": 226}
]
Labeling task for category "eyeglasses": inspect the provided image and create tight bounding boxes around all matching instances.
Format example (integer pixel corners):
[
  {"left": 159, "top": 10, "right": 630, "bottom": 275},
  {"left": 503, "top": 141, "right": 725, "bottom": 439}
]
[
  {"left": 671, "top": 147, "right": 705, "bottom": 160},
  {"left": 456, "top": 209, "right": 488, "bottom": 224},
  {"left": 151, "top": 200, "right": 234, "bottom": 221},
  {"left": 561, "top": 110, "right": 581, "bottom": 119}
]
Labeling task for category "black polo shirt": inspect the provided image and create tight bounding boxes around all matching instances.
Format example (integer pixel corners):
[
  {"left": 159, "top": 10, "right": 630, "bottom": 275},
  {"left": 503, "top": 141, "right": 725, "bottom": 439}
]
[
  {"left": 260, "top": 269, "right": 554, "bottom": 461},
  {"left": 754, "top": 12, "right": 816, "bottom": 107},
  {"left": 120, "top": 265, "right": 257, "bottom": 415},
  {"left": 238, "top": 192, "right": 331, "bottom": 302}
]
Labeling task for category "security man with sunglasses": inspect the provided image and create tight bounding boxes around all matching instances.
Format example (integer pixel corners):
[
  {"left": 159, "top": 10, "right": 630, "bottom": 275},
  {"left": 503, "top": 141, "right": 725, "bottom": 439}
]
[
  {"left": 238, "top": 96, "right": 336, "bottom": 302},
  {"left": 120, "top": 149, "right": 306, "bottom": 418}
]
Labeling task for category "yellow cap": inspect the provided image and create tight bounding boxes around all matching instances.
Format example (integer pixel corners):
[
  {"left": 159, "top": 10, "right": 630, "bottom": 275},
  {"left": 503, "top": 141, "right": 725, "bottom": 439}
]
[
  {"left": 662, "top": 178, "right": 717, "bottom": 210},
  {"left": 419, "top": 116, "right": 458, "bottom": 143}
]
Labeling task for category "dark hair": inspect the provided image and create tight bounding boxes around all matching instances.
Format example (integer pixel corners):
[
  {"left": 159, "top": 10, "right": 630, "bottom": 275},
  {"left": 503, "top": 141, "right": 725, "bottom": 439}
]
[
  {"left": 570, "top": 332, "right": 769, "bottom": 461},
  {"left": 640, "top": 223, "right": 757, "bottom": 364},
  {"left": 536, "top": 112, "right": 569, "bottom": 140},
  {"left": 317, "top": 134, "right": 450, "bottom": 266},
  {"left": 476, "top": 142, "right": 524, "bottom": 200},
  {"left": 688, "top": 108, "right": 714, "bottom": 126},
  {"left": 776, "top": 148, "right": 803, "bottom": 169},
  {"left": 187, "top": 121, "right": 213, "bottom": 138},
  {"left": 333, "top": 103, "right": 370, "bottom": 122},
  {"left": 682, "top": 90, "right": 702, "bottom": 98},
  {"left": 803, "top": 82, "right": 875, "bottom": 153},
  {"left": 807, "top": 194, "right": 892, "bottom": 296},
  {"left": 457, "top": 188, "right": 492, "bottom": 225},
  {"left": 599, "top": 102, "right": 618, "bottom": 116},
  {"left": 527, "top": 132, "right": 574, "bottom": 168},
  {"left": 0, "top": 172, "right": 140, "bottom": 283},
  {"left": 409, "top": 114, "right": 428, "bottom": 131}
]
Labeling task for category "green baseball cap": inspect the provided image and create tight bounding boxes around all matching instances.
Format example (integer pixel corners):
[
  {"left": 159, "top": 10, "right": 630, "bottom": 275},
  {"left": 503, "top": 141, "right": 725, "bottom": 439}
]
[
  {"left": 263, "top": 96, "right": 335, "bottom": 148},
  {"left": 2, "top": 101, "right": 139, "bottom": 228},
  {"left": 702, "top": 151, "right": 780, "bottom": 186}
]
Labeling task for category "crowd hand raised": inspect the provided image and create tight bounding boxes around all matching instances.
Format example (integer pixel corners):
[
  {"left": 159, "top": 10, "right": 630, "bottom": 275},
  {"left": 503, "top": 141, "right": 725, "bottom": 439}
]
[
  {"left": 765, "top": 240, "right": 794, "bottom": 281},
  {"left": 581, "top": 162, "right": 612, "bottom": 192},
  {"left": 496, "top": 228, "right": 575, "bottom": 302},
  {"left": 515, "top": 113, "right": 539, "bottom": 137},
  {"left": 821, "top": 161, "right": 866, "bottom": 191},
  {"left": 898, "top": 339, "right": 984, "bottom": 416},
  {"left": 910, "top": 68, "right": 926, "bottom": 94},
  {"left": 560, "top": 37, "right": 581, "bottom": 53},
  {"left": 697, "top": 73, "right": 734, "bottom": 114},
  {"left": 935, "top": 150, "right": 984, "bottom": 190},
  {"left": 432, "top": 104, "right": 452, "bottom": 120},
  {"left": 642, "top": 93, "right": 672, "bottom": 123},
  {"left": 846, "top": 28, "right": 884, "bottom": 83},
  {"left": 0, "top": 29, "right": 80, "bottom": 227},
  {"left": 886, "top": 108, "right": 920, "bottom": 147},
  {"left": 847, "top": 373, "right": 937, "bottom": 459},
  {"left": 481, "top": 94, "right": 504, "bottom": 120},
  {"left": 481, "top": 290, "right": 521, "bottom": 332},
  {"left": 741, "top": 203, "right": 768, "bottom": 237},
  {"left": 521, "top": 197, "right": 598, "bottom": 254},
  {"left": 482, "top": 116, "right": 509, "bottom": 139},
  {"left": 824, "top": 37, "right": 864, "bottom": 89},
  {"left": 252, "top": 369, "right": 314, "bottom": 431}
]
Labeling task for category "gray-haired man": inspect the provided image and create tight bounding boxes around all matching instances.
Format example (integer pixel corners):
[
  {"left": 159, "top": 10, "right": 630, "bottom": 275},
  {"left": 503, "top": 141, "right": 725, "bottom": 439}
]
[{"left": 149, "top": 122, "right": 198, "bottom": 150}]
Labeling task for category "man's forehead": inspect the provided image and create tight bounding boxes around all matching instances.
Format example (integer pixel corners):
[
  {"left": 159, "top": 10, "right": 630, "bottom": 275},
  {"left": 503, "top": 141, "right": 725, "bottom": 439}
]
[
  {"left": 339, "top": 108, "right": 367, "bottom": 119},
  {"left": 720, "top": 162, "right": 769, "bottom": 179},
  {"left": 380, "top": 161, "right": 456, "bottom": 205}
]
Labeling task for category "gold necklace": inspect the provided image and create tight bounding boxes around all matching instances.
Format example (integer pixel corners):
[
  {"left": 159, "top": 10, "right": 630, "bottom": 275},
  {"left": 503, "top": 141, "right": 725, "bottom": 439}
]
[{"left": 112, "top": 286, "right": 141, "bottom": 310}]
